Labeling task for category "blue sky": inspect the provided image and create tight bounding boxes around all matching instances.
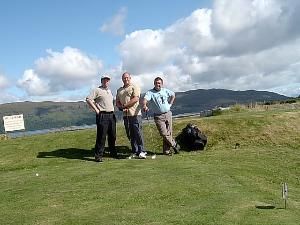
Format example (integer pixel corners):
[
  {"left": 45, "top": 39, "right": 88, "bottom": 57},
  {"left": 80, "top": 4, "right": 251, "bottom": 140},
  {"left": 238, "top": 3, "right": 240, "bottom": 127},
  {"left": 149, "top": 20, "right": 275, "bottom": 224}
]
[{"left": 0, "top": 0, "right": 299, "bottom": 104}]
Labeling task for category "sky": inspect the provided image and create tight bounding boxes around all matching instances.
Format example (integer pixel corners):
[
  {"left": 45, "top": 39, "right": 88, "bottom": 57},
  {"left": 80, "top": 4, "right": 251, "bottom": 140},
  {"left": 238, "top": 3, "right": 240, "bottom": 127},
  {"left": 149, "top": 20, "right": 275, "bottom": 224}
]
[{"left": 0, "top": 0, "right": 300, "bottom": 104}]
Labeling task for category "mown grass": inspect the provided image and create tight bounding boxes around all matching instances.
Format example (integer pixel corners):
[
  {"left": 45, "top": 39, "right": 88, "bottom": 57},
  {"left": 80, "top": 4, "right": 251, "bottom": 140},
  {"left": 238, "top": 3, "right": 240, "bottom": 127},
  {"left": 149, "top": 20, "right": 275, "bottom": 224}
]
[{"left": 0, "top": 104, "right": 299, "bottom": 225}]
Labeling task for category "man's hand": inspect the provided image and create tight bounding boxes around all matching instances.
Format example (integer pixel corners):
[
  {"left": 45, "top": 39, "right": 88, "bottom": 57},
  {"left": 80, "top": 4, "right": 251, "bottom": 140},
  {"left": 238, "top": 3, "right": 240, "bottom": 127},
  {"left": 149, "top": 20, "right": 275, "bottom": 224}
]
[{"left": 143, "top": 105, "right": 149, "bottom": 112}]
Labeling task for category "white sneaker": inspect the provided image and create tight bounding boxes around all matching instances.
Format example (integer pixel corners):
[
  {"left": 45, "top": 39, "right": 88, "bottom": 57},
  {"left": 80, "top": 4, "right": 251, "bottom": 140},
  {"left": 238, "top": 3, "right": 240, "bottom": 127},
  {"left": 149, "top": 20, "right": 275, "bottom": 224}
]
[
  {"left": 164, "top": 150, "right": 171, "bottom": 155},
  {"left": 138, "top": 152, "right": 147, "bottom": 159},
  {"left": 128, "top": 154, "right": 137, "bottom": 159}
]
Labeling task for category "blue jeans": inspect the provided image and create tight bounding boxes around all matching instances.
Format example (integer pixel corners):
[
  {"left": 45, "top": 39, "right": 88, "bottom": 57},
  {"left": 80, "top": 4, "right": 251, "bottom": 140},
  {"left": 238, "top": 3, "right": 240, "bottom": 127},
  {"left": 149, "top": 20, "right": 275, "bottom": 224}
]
[{"left": 123, "top": 115, "right": 145, "bottom": 154}]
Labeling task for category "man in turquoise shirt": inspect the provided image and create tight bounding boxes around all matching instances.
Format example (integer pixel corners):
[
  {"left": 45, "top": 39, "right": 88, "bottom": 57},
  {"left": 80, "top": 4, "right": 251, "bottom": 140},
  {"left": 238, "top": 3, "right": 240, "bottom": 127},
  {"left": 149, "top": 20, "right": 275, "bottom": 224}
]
[{"left": 143, "top": 77, "right": 180, "bottom": 155}]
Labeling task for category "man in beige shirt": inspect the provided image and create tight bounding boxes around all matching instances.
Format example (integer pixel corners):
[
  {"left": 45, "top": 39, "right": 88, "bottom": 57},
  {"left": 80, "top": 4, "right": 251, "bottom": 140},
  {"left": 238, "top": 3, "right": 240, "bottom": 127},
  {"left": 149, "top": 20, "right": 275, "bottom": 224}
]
[
  {"left": 116, "top": 72, "right": 147, "bottom": 159},
  {"left": 86, "top": 75, "right": 117, "bottom": 162}
]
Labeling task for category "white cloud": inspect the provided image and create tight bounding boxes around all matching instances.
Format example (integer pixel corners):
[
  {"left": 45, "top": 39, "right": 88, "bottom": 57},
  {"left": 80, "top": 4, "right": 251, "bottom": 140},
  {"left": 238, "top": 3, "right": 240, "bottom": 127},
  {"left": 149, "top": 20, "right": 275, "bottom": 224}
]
[
  {"left": 118, "top": 0, "right": 300, "bottom": 97},
  {"left": 17, "top": 69, "right": 50, "bottom": 95},
  {"left": 211, "top": 0, "right": 300, "bottom": 55},
  {"left": 35, "top": 47, "right": 102, "bottom": 81},
  {"left": 269, "top": 83, "right": 300, "bottom": 97},
  {"left": 0, "top": 92, "right": 20, "bottom": 104},
  {"left": 166, "top": 8, "right": 221, "bottom": 55},
  {"left": 100, "top": 7, "right": 127, "bottom": 36},
  {"left": 0, "top": 74, "right": 10, "bottom": 89},
  {"left": 0, "top": 74, "right": 22, "bottom": 104},
  {"left": 0, "top": 74, "right": 20, "bottom": 104},
  {"left": 18, "top": 47, "right": 103, "bottom": 96},
  {"left": 119, "top": 29, "right": 180, "bottom": 74}
]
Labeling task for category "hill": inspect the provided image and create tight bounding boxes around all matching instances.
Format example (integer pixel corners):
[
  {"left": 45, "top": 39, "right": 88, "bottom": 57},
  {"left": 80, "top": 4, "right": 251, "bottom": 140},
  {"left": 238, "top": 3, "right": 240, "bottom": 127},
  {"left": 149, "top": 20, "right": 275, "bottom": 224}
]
[
  {"left": 173, "top": 89, "right": 289, "bottom": 114},
  {"left": 0, "top": 89, "right": 289, "bottom": 133},
  {"left": 0, "top": 101, "right": 94, "bottom": 133},
  {"left": 0, "top": 102, "right": 299, "bottom": 224}
]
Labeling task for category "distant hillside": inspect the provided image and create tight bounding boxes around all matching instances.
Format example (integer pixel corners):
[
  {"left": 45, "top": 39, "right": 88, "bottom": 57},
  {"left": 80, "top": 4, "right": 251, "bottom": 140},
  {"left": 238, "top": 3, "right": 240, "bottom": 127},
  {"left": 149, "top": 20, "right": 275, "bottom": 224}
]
[
  {"left": 0, "top": 101, "right": 94, "bottom": 133},
  {"left": 0, "top": 89, "right": 289, "bottom": 133},
  {"left": 172, "top": 89, "right": 289, "bottom": 114}
]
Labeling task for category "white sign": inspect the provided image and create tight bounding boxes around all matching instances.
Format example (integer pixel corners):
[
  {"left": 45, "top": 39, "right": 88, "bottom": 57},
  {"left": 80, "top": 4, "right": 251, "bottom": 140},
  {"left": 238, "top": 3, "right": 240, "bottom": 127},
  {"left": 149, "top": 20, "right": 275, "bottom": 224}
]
[{"left": 3, "top": 114, "right": 25, "bottom": 132}]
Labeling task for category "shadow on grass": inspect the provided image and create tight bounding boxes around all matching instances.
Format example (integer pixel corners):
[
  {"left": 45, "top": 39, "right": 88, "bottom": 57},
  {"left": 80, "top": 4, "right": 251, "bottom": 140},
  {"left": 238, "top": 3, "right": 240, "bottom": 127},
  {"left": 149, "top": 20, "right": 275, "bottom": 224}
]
[
  {"left": 37, "top": 145, "right": 131, "bottom": 161},
  {"left": 255, "top": 205, "right": 276, "bottom": 209},
  {"left": 178, "top": 146, "right": 205, "bottom": 152}
]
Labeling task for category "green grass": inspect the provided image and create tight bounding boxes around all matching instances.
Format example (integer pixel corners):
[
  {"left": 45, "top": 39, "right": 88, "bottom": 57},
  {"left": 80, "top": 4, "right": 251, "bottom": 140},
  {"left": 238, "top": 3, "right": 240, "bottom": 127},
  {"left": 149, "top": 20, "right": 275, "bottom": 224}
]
[{"left": 0, "top": 105, "right": 300, "bottom": 225}]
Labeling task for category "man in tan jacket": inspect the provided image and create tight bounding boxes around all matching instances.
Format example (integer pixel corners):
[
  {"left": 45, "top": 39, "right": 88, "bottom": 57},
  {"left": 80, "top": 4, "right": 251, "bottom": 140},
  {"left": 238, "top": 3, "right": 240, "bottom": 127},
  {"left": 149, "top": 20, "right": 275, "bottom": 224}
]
[{"left": 116, "top": 72, "right": 147, "bottom": 159}]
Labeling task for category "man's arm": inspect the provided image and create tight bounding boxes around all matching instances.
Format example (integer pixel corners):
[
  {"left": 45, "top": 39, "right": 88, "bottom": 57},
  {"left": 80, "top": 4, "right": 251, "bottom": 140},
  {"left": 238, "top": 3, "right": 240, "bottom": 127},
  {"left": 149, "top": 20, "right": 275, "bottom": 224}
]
[
  {"left": 142, "top": 98, "right": 149, "bottom": 112},
  {"left": 122, "top": 85, "right": 140, "bottom": 109},
  {"left": 86, "top": 98, "right": 100, "bottom": 114},
  {"left": 168, "top": 94, "right": 175, "bottom": 105},
  {"left": 123, "top": 96, "right": 139, "bottom": 109},
  {"left": 115, "top": 96, "right": 123, "bottom": 109}
]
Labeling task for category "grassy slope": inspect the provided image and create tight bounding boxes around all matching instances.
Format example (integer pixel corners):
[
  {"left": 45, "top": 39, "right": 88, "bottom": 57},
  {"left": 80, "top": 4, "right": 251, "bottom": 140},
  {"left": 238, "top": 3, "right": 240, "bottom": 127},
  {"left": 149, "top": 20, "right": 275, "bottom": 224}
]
[{"left": 0, "top": 104, "right": 299, "bottom": 225}]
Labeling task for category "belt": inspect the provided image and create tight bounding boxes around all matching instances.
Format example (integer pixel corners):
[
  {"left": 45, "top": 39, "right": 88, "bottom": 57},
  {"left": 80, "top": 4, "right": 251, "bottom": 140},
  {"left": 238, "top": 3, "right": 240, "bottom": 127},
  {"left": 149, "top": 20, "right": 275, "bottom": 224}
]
[
  {"left": 100, "top": 111, "right": 114, "bottom": 114},
  {"left": 154, "top": 111, "right": 169, "bottom": 116},
  {"left": 123, "top": 115, "right": 139, "bottom": 118}
]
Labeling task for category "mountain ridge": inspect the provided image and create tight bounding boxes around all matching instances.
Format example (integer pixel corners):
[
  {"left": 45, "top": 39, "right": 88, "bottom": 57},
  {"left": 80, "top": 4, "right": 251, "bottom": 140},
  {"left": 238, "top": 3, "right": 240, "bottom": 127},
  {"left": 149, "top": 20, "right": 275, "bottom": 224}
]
[{"left": 0, "top": 89, "right": 289, "bottom": 133}]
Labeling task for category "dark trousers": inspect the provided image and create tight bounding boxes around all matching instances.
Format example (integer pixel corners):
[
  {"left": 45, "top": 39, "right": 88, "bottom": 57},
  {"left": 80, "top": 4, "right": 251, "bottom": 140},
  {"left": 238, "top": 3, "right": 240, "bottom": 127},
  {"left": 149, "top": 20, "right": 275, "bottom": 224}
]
[
  {"left": 123, "top": 115, "right": 145, "bottom": 154},
  {"left": 95, "top": 113, "right": 116, "bottom": 158}
]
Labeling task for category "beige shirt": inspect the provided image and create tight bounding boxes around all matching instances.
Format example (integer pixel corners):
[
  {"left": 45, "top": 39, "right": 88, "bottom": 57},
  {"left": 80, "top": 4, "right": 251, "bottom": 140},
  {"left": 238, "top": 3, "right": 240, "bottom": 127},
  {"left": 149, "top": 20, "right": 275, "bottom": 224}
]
[
  {"left": 116, "top": 84, "right": 141, "bottom": 116},
  {"left": 86, "top": 86, "right": 114, "bottom": 112}
]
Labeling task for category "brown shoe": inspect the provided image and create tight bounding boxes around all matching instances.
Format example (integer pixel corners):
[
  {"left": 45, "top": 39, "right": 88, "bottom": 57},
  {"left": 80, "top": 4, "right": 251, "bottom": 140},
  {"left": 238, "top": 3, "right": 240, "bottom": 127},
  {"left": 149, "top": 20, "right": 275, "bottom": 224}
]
[{"left": 173, "top": 143, "right": 180, "bottom": 154}]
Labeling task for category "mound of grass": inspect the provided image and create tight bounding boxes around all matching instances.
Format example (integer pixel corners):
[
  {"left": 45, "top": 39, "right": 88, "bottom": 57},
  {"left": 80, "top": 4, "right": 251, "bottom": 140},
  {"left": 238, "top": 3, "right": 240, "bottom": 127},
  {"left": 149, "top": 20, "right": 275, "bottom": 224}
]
[{"left": 0, "top": 106, "right": 299, "bottom": 225}]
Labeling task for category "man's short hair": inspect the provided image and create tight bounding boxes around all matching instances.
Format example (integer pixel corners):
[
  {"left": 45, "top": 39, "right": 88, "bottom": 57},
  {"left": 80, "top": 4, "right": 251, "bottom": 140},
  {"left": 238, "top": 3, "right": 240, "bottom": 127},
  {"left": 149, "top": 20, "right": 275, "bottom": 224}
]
[
  {"left": 122, "top": 72, "right": 130, "bottom": 77},
  {"left": 154, "top": 77, "right": 163, "bottom": 84}
]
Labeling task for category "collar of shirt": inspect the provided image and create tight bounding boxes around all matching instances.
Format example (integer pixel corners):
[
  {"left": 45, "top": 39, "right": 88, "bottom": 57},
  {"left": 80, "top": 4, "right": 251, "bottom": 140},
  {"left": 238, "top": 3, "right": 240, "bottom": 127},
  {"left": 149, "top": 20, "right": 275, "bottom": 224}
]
[{"left": 99, "top": 85, "right": 109, "bottom": 90}]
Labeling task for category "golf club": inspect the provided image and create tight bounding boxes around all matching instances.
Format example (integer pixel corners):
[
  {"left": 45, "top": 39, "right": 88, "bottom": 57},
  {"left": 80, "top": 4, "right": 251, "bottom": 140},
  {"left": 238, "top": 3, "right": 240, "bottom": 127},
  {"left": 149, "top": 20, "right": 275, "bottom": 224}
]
[
  {"left": 125, "top": 110, "right": 133, "bottom": 159},
  {"left": 146, "top": 112, "right": 156, "bottom": 159}
]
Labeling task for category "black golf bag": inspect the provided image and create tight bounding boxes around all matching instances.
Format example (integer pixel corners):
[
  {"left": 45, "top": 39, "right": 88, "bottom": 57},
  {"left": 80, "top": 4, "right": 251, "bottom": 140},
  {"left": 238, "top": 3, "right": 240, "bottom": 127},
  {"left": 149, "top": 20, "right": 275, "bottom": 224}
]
[{"left": 176, "top": 123, "right": 207, "bottom": 150}]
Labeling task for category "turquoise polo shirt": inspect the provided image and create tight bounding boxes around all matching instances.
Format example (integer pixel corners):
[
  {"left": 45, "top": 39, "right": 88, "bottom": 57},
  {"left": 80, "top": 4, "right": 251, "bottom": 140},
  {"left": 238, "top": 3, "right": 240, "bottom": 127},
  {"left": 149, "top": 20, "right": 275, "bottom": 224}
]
[{"left": 144, "top": 88, "right": 175, "bottom": 114}]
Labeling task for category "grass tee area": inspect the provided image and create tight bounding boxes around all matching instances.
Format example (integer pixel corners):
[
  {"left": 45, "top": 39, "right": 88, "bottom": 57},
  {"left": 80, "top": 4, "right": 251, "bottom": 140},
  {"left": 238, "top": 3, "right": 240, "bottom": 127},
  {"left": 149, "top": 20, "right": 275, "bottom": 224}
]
[{"left": 0, "top": 103, "right": 299, "bottom": 225}]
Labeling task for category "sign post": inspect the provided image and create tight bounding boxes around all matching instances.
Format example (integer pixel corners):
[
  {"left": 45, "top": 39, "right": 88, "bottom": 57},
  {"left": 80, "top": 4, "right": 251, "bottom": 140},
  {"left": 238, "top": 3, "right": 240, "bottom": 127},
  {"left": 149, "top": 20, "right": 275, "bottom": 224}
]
[{"left": 282, "top": 183, "right": 288, "bottom": 209}]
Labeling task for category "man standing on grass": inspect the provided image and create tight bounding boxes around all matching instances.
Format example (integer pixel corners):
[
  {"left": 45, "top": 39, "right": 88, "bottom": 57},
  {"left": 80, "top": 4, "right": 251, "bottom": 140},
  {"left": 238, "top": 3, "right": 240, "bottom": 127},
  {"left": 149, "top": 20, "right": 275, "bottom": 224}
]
[
  {"left": 86, "top": 75, "right": 117, "bottom": 163},
  {"left": 116, "top": 72, "right": 147, "bottom": 159},
  {"left": 142, "top": 76, "right": 180, "bottom": 155}
]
